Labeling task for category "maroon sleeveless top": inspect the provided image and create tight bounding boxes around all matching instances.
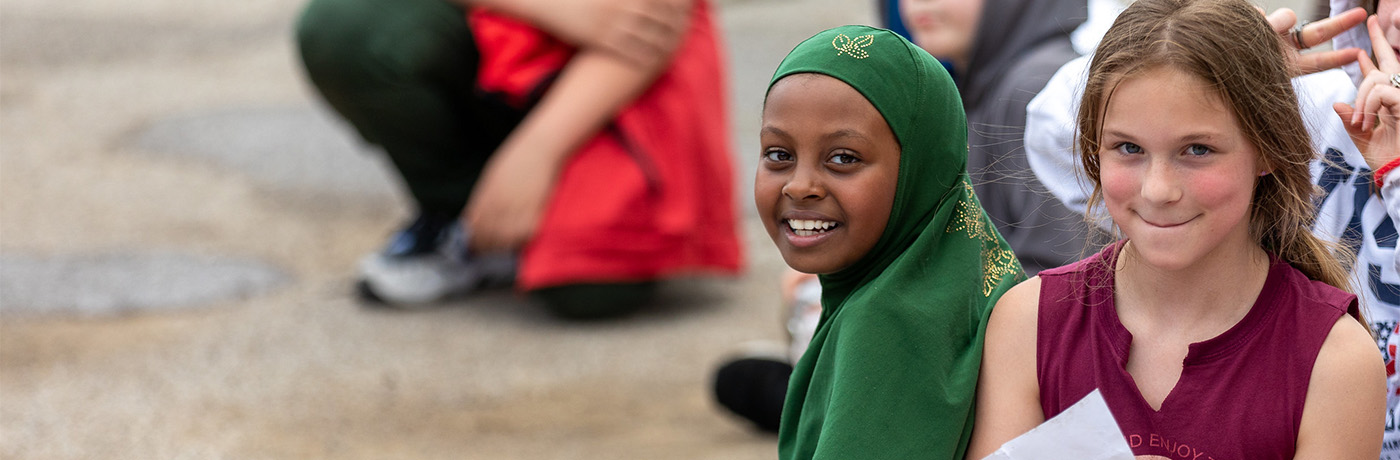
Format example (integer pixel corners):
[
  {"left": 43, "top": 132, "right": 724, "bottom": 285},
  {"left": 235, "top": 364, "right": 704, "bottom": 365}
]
[{"left": 1036, "top": 244, "right": 1356, "bottom": 459}]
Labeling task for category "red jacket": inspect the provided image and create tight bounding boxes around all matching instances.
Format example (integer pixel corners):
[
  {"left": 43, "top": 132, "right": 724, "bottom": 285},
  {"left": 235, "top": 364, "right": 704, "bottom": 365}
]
[{"left": 468, "top": 2, "right": 743, "bottom": 290}]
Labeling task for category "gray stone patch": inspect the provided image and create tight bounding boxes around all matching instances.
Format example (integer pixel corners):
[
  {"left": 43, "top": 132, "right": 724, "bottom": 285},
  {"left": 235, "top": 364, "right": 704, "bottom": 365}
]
[
  {"left": 0, "top": 252, "right": 290, "bottom": 316},
  {"left": 1, "top": 12, "right": 289, "bottom": 69},
  {"left": 131, "top": 105, "right": 401, "bottom": 207}
]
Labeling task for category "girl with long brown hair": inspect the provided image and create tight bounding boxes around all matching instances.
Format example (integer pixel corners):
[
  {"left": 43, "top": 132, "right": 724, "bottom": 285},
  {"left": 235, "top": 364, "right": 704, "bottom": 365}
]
[{"left": 967, "top": 0, "right": 1385, "bottom": 457}]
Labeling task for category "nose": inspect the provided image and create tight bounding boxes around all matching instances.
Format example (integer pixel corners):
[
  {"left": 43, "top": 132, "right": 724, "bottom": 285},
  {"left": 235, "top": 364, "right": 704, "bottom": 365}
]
[
  {"left": 1140, "top": 160, "right": 1182, "bottom": 204},
  {"left": 782, "top": 164, "right": 825, "bottom": 201}
]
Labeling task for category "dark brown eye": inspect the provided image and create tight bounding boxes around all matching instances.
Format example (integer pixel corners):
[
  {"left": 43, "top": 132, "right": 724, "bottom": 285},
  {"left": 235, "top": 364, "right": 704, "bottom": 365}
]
[
  {"left": 830, "top": 153, "right": 860, "bottom": 164},
  {"left": 763, "top": 150, "right": 793, "bottom": 162}
]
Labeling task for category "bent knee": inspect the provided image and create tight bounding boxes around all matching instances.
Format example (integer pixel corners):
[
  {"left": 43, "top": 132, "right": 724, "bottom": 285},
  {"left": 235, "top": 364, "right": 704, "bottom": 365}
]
[{"left": 296, "top": 0, "right": 470, "bottom": 86}]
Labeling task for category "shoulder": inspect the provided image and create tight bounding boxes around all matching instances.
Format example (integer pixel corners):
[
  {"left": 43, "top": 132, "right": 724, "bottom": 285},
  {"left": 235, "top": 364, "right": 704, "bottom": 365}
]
[
  {"left": 1314, "top": 316, "right": 1383, "bottom": 374},
  {"left": 989, "top": 276, "right": 1042, "bottom": 335},
  {"left": 1309, "top": 313, "right": 1383, "bottom": 389},
  {"left": 1274, "top": 261, "right": 1357, "bottom": 316},
  {"left": 986, "top": 276, "right": 1041, "bottom": 360},
  {"left": 1295, "top": 315, "right": 1385, "bottom": 459}
]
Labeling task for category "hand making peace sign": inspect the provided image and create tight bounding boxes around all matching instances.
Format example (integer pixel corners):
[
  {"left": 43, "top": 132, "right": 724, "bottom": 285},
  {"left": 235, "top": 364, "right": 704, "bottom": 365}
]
[{"left": 1335, "top": 16, "right": 1400, "bottom": 175}]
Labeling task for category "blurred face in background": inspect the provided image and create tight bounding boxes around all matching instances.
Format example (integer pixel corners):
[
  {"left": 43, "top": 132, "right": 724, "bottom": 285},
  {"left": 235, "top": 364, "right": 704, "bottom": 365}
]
[{"left": 899, "top": 0, "right": 984, "bottom": 68}]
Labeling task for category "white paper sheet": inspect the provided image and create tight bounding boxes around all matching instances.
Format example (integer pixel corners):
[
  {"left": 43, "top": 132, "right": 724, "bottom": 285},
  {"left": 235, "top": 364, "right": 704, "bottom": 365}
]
[{"left": 981, "top": 389, "right": 1134, "bottom": 460}]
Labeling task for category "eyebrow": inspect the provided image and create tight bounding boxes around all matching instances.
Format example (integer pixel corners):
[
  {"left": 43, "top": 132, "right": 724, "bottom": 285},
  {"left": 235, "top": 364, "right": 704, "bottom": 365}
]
[
  {"left": 825, "top": 129, "right": 871, "bottom": 142},
  {"left": 1102, "top": 129, "right": 1222, "bottom": 144},
  {"left": 760, "top": 126, "right": 871, "bottom": 142}
]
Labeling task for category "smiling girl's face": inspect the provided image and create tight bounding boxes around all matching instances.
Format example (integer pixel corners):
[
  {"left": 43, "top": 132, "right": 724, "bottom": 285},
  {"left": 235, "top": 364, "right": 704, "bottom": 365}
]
[
  {"left": 1097, "top": 66, "right": 1262, "bottom": 271},
  {"left": 755, "top": 73, "right": 901, "bottom": 274}
]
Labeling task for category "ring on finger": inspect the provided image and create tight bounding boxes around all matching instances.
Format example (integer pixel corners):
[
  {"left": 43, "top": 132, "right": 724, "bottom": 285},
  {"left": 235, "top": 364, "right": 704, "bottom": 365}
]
[
  {"left": 1392, "top": 73, "right": 1400, "bottom": 89},
  {"left": 1291, "top": 21, "right": 1310, "bottom": 49}
]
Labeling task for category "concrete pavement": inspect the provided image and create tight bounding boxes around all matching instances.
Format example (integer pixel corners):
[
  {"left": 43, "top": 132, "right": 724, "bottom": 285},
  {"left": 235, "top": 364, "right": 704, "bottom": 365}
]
[{"left": 0, "top": 0, "right": 870, "bottom": 458}]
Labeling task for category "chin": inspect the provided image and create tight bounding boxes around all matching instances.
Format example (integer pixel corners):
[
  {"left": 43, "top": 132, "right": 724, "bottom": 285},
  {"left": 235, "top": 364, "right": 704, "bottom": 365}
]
[
  {"left": 779, "top": 252, "right": 845, "bottom": 276},
  {"left": 781, "top": 258, "right": 833, "bottom": 276},
  {"left": 1123, "top": 243, "right": 1199, "bottom": 272}
]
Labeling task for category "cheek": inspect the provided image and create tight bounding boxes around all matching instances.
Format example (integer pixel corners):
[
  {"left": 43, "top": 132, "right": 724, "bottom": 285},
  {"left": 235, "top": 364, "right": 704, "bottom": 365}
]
[
  {"left": 849, "top": 171, "right": 898, "bottom": 244},
  {"left": 1099, "top": 162, "right": 1137, "bottom": 207},
  {"left": 1187, "top": 170, "right": 1254, "bottom": 211},
  {"left": 951, "top": 2, "right": 982, "bottom": 39},
  {"left": 753, "top": 172, "right": 782, "bottom": 226},
  {"left": 898, "top": 0, "right": 925, "bottom": 22},
  {"left": 1383, "top": 2, "right": 1400, "bottom": 36}
]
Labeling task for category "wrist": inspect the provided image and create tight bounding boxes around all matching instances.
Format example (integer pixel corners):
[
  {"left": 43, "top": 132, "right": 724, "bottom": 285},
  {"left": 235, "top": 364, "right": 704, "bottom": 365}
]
[{"left": 1374, "top": 157, "right": 1400, "bottom": 191}]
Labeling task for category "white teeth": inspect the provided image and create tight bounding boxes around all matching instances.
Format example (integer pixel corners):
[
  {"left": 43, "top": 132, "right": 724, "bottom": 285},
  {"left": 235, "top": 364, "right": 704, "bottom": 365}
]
[{"left": 787, "top": 219, "right": 837, "bottom": 234}]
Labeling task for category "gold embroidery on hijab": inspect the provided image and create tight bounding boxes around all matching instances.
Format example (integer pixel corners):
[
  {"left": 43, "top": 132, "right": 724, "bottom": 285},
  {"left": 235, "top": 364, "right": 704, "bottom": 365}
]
[
  {"left": 947, "top": 181, "right": 1020, "bottom": 295},
  {"left": 832, "top": 34, "right": 875, "bottom": 59}
]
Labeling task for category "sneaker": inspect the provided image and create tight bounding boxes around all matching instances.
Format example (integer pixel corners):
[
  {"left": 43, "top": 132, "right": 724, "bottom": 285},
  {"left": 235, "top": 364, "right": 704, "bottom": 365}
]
[
  {"left": 357, "top": 213, "right": 515, "bottom": 307},
  {"left": 713, "top": 356, "right": 792, "bottom": 433}
]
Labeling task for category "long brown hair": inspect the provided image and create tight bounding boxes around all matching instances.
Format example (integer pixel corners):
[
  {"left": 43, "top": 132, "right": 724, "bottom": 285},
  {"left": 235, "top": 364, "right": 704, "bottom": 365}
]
[{"left": 1076, "top": 0, "right": 1353, "bottom": 291}]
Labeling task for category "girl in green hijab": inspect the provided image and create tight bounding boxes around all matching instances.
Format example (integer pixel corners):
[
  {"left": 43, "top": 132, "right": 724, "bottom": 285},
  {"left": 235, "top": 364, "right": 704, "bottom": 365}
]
[{"left": 756, "top": 25, "right": 1024, "bottom": 459}]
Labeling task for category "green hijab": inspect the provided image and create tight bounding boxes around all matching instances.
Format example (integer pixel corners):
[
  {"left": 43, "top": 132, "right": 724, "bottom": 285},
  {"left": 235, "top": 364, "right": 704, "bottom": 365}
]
[{"left": 770, "top": 25, "right": 1024, "bottom": 459}]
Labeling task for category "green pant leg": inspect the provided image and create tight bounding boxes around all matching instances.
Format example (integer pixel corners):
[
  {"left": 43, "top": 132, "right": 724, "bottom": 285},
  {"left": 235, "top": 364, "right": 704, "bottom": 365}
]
[
  {"left": 295, "top": 0, "right": 517, "bottom": 215},
  {"left": 531, "top": 282, "right": 660, "bottom": 320}
]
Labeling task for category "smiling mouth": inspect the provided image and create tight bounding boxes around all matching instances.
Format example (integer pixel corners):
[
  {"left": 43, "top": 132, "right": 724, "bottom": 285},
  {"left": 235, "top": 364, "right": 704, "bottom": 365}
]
[
  {"left": 788, "top": 219, "right": 840, "bottom": 237},
  {"left": 1143, "top": 217, "right": 1191, "bottom": 228}
]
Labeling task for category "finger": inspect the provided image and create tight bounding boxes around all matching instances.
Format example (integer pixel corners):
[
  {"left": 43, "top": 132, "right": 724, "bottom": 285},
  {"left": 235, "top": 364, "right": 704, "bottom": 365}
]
[
  {"left": 1265, "top": 7, "right": 1297, "bottom": 36},
  {"left": 1357, "top": 50, "right": 1380, "bottom": 126},
  {"left": 1300, "top": 7, "right": 1368, "bottom": 49},
  {"left": 1356, "top": 78, "right": 1374, "bottom": 127},
  {"left": 1365, "top": 85, "right": 1385, "bottom": 132},
  {"left": 1335, "top": 102, "right": 1356, "bottom": 126},
  {"left": 1296, "top": 48, "right": 1361, "bottom": 75},
  {"left": 1378, "top": 86, "right": 1400, "bottom": 117},
  {"left": 1376, "top": 90, "right": 1400, "bottom": 163},
  {"left": 1335, "top": 102, "right": 1368, "bottom": 151},
  {"left": 1370, "top": 15, "right": 1399, "bottom": 69},
  {"left": 1361, "top": 83, "right": 1400, "bottom": 132},
  {"left": 1359, "top": 48, "right": 1381, "bottom": 75}
]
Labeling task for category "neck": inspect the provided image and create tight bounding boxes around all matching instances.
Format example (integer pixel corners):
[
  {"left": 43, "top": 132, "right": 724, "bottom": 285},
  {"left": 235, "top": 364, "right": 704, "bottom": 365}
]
[{"left": 1113, "top": 239, "right": 1270, "bottom": 334}]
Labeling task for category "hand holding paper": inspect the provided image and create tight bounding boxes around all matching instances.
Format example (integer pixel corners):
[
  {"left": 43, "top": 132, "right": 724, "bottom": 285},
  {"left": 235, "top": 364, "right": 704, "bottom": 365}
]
[{"left": 981, "top": 390, "right": 1134, "bottom": 460}]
